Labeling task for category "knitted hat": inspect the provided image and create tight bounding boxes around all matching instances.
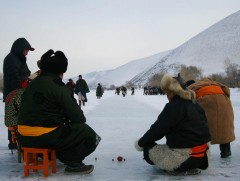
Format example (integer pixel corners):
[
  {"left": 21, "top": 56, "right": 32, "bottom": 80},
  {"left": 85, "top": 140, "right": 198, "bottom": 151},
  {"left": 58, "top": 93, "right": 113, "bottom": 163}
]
[{"left": 40, "top": 49, "right": 68, "bottom": 74}]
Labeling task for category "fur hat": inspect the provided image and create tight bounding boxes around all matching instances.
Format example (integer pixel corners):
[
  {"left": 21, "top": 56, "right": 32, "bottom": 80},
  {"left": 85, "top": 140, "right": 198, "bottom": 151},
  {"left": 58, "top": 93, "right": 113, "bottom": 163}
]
[
  {"left": 40, "top": 49, "right": 68, "bottom": 74},
  {"left": 160, "top": 74, "right": 196, "bottom": 101}
]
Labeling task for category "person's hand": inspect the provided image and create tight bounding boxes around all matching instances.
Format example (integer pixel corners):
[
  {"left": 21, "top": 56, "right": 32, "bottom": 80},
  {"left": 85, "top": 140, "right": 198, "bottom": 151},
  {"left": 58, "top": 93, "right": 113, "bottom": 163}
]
[{"left": 134, "top": 139, "right": 143, "bottom": 151}]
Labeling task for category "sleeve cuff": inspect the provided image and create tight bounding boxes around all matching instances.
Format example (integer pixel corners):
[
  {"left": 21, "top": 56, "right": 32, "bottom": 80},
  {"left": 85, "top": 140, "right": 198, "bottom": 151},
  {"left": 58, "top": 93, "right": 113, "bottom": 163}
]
[{"left": 135, "top": 139, "right": 144, "bottom": 151}]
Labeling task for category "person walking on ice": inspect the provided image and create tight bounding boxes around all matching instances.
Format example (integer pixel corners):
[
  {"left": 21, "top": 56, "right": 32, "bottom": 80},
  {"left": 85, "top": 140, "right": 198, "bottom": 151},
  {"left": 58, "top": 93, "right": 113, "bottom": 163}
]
[{"left": 75, "top": 75, "right": 90, "bottom": 107}]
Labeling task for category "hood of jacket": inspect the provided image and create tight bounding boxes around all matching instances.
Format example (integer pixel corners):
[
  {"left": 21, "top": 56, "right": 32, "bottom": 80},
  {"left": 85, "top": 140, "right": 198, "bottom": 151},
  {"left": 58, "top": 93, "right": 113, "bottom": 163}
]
[{"left": 10, "top": 38, "right": 34, "bottom": 57}]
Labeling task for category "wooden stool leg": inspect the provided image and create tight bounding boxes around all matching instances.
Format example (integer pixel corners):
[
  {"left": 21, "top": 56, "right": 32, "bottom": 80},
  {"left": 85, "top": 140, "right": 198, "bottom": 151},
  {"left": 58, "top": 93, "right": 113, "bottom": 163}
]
[
  {"left": 51, "top": 150, "right": 56, "bottom": 173},
  {"left": 24, "top": 151, "right": 29, "bottom": 177},
  {"left": 43, "top": 151, "right": 49, "bottom": 177}
]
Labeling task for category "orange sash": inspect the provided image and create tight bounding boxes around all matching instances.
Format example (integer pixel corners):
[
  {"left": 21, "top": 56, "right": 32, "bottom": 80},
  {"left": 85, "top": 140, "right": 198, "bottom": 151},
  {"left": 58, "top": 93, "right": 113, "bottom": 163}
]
[
  {"left": 196, "top": 85, "right": 224, "bottom": 99},
  {"left": 191, "top": 144, "right": 208, "bottom": 158},
  {"left": 18, "top": 125, "right": 58, "bottom": 136}
]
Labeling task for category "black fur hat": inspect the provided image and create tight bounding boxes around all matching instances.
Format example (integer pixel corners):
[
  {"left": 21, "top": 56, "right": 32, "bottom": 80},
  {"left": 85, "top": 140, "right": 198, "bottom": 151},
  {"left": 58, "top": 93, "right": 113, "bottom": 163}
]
[{"left": 41, "top": 49, "right": 68, "bottom": 74}]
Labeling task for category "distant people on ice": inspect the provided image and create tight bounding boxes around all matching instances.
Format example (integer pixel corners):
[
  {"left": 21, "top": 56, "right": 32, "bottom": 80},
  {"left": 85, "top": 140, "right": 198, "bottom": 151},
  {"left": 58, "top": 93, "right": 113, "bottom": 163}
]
[
  {"left": 143, "top": 86, "right": 164, "bottom": 95},
  {"left": 75, "top": 74, "right": 90, "bottom": 107},
  {"left": 187, "top": 78, "right": 235, "bottom": 158},
  {"left": 115, "top": 87, "right": 120, "bottom": 95},
  {"left": 17, "top": 49, "right": 101, "bottom": 174},
  {"left": 66, "top": 78, "right": 75, "bottom": 98},
  {"left": 3, "top": 37, "right": 34, "bottom": 150},
  {"left": 96, "top": 83, "right": 104, "bottom": 99},
  {"left": 121, "top": 86, "right": 127, "bottom": 97},
  {"left": 131, "top": 87, "right": 135, "bottom": 95},
  {"left": 135, "top": 74, "right": 210, "bottom": 176}
]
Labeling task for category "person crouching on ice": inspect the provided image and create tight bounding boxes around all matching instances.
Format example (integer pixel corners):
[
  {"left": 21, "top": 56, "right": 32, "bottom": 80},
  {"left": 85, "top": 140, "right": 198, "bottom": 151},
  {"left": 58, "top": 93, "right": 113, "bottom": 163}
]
[
  {"left": 135, "top": 73, "right": 210, "bottom": 176},
  {"left": 17, "top": 49, "right": 101, "bottom": 174}
]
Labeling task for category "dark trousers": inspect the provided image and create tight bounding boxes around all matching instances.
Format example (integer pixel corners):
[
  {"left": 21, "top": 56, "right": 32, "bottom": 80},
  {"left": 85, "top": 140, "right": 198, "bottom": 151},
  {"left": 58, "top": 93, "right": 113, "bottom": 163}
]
[
  {"left": 219, "top": 143, "right": 230, "bottom": 152},
  {"left": 18, "top": 123, "right": 101, "bottom": 164},
  {"left": 8, "top": 130, "right": 12, "bottom": 143}
]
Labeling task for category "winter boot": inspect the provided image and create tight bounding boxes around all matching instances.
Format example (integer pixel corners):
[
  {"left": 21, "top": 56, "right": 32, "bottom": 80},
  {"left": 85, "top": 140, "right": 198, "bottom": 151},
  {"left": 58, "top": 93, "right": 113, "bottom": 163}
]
[
  {"left": 8, "top": 143, "right": 18, "bottom": 150},
  {"left": 220, "top": 143, "right": 231, "bottom": 158},
  {"left": 65, "top": 162, "right": 94, "bottom": 174}
]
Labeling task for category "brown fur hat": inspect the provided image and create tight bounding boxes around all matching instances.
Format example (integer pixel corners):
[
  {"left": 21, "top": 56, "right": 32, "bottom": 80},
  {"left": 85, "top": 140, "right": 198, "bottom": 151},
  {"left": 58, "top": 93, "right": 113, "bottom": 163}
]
[{"left": 160, "top": 74, "right": 196, "bottom": 101}]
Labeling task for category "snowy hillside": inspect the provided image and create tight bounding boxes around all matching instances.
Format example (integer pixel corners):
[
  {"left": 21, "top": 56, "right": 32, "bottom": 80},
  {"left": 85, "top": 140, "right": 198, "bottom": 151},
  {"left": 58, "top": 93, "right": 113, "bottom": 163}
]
[
  {"left": 85, "top": 50, "right": 171, "bottom": 88},
  {"left": 130, "top": 10, "right": 240, "bottom": 85},
  {"left": 82, "top": 10, "right": 240, "bottom": 88}
]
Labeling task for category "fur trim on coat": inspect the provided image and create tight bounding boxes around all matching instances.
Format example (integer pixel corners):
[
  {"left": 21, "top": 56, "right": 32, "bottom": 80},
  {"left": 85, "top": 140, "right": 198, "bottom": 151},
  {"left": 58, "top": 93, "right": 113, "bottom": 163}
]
[
  {"left": 160, "top": 74, "right": 196, "bottom": 101},
  {"left": 148, "top": 143, "right": 211, "bottom": 171},
  {"left": 149, "top": 144, "right": 191, "bottom": 171}
]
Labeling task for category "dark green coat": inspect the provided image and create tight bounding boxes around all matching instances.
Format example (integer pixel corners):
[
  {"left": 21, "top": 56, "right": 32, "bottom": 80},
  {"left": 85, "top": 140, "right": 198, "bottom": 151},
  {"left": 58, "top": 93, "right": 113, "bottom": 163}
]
[
  {"left": 75, "top": 78, "right": 90, "bottom": 94},
  {"left": 18, "top": 72, "right": 86, "bottom": 127},
  {"left": 18, "top": 72, "right": 100, "bottom": 163},
  {"left": 96, "top": 85, "right": 103, "bottom": 97}
]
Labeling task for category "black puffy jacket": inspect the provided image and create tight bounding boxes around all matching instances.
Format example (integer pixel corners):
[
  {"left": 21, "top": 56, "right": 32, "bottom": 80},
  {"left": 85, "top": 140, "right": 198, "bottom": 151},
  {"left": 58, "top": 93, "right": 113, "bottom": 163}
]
[
  {"left": 139, "top": 95, "right": 211, "bottom": 149},
  {"left": 3, "top": 38, "right": 32, "bottom": 101}
]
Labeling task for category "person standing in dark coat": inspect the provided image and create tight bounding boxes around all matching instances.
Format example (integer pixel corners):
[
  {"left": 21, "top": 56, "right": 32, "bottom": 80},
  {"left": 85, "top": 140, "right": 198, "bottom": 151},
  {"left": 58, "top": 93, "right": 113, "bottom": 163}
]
[
  {"left": 18, "top": 49, "right": 101, "bottom": 174},
  {"left": 3, "top": 37, "right": 34, "bottom": 149},
  {"left": 115, "top": 87, "right": 120, "bottom": 95},
  {"left": 131, "top": 87, "right": 135, "bottom": 95},
  {"left": 75, "top": 75, "right": 90, "bottom": 107},
  {"left": 121, "top": 86, "right": 127, "bottom": 97},
  {"left": 96, "top": 83, "right": 103, "bottom": 99},
  {"left": 135, "top": 74, "right": 210, "bottom": 176},
  {"left": 66, "top": 78, "right": 75, "bottom": 98}
]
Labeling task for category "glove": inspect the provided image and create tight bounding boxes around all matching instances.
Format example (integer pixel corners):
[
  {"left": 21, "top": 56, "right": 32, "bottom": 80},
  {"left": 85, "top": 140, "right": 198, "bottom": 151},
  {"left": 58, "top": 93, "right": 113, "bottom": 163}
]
[{"left": 134, "top": 139, "right": 144, "bottom": 151}]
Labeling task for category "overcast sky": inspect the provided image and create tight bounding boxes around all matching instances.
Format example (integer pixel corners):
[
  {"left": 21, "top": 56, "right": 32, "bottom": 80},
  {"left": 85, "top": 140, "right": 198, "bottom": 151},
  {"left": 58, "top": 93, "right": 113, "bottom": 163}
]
[{"left": 1, "top": 0, "right": 240, "bottom": 78}]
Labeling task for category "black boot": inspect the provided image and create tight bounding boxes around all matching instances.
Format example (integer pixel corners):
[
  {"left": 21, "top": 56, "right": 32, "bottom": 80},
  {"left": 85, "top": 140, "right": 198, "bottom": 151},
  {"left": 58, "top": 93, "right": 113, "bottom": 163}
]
[
  {"left": 220, "top": 143, "right": 231, "bottom": 158},
  {"left": 65, "top": 162, "right": 94, "bottom": 174}
]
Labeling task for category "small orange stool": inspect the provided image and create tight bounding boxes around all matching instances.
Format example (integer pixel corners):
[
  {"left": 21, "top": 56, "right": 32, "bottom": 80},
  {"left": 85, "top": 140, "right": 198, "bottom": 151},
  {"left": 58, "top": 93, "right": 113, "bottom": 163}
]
[{"left": 22, "top": 147, "right": 56, "bottom": 177}]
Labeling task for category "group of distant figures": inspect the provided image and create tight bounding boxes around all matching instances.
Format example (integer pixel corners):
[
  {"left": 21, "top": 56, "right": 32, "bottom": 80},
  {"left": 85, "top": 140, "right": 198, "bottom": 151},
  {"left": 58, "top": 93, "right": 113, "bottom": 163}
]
[
  {"left": 143, "top": 86, "right": 164, "bottom": 95},
  {"left": 115, "top": 86, "right": 135, "bottom": 97},
  {"left": 66, "top": 75, "right": 104, "bottom": 107},
  {"left": 115, "top": 86, "right": 165, "bottom": 97}
]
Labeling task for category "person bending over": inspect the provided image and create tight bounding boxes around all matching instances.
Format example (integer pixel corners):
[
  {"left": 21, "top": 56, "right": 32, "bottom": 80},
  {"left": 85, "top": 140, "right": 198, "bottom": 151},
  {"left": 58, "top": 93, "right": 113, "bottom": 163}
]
[{"left": 135, "top": 74, "right": 210, "bottom": 176}]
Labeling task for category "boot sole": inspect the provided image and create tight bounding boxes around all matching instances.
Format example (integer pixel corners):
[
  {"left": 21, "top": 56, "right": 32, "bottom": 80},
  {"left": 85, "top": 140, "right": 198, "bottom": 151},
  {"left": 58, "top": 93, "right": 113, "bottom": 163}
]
[{"left": 65, "top": 165, "right": 94, "bottom": 174}]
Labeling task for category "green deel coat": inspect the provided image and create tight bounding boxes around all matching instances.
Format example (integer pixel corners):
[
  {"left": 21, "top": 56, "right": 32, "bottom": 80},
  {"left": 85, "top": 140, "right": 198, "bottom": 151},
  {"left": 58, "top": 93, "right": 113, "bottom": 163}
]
[
  {"left": 18, "top": 72, "right": 86, "bottom": 127},
  {"left": 17, "top": 72, "right": 100, "bottom": 163}
]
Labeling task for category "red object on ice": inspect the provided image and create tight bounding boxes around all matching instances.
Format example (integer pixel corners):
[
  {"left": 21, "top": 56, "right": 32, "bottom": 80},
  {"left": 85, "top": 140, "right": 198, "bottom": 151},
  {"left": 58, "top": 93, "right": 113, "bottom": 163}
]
[{"left": 117, "top": 156, "right": 123, "bottom": 162}]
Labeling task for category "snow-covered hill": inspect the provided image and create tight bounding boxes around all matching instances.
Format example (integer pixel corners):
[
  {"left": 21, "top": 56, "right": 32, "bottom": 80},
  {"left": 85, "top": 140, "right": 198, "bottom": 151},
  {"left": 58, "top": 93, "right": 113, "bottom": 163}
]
[{"left": 80, "top": 10, "right": 240, "bottom": 88}]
